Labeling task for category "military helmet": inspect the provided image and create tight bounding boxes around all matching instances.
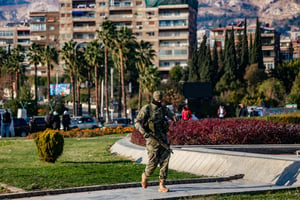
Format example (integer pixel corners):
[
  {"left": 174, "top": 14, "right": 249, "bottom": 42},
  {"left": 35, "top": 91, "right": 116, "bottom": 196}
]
[{"left": 153, "top": 90, "right": 163, "bottom": 100}]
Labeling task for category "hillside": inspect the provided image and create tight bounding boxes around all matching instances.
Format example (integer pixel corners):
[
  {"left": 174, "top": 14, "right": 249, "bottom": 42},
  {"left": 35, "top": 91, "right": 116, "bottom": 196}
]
[
  {"left": 197, "top": 0, "right": 300, "bottom": 35},
  {"left": 0, "top": 0, "right": 299, "bottom": 36}
]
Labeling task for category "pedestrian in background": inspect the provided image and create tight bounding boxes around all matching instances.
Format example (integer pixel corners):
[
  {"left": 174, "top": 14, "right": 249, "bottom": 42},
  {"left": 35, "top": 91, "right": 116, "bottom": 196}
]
[
  {"left": 62, "top": 110, "right": 71, "bottom": 131},
  {"left": 1, "top": 109, "right": 11, "bottom": 138},
  {"left": 45, "top": 111, "right": 54, "bottom": 129},
  {"left": 52, "top": 111, "right": 61, "bottom": 130},
  {"left": 182, "top": 106, "right": 191, "bottom": 120},
  {"left": 218, "top": 105, "right": 226, "bottom": 119},
  {"left": 238, "top": 104, "right": 248, "bottom": 117},
  {"left": 135, "top": 90, "right": 177, "bottom": 192}
]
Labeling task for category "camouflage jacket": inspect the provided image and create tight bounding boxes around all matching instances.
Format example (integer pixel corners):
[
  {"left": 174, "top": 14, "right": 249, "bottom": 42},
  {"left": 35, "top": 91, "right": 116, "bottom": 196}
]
[{"left": 135, "top": 102, "right": 175, "bottom": 144}]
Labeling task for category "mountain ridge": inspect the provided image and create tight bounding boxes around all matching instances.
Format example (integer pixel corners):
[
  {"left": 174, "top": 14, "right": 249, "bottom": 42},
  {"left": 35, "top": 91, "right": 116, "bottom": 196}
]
[{"left": 0, "top": 0, "right": 299, "bottom": 36}]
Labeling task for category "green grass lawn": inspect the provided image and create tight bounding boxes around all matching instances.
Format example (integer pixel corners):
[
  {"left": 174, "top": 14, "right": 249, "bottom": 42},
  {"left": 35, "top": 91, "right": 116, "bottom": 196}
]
[
  {"left": 0, "top": 135, "right": 199, "bottom": 191},
  {"left": 1, "top": 134, "right": 300, "bottom": 199}
]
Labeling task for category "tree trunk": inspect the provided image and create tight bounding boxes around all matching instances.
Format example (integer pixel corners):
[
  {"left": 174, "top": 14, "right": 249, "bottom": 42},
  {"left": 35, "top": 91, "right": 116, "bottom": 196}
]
[
  {"left": 71, "top": 71, "right": 76, "bottom": 116},
  {"left": 95, "top": 64, "right": 99, "bottom": 120},
  {"left": 138, "top": 84, "right": 142, "bottom": 110},
  {"left": 104, "top": 46, "right": 110, "bottom": 122},
  {"left": 118, "top": 69, "right": 122, "bottom": 118},
  {"left": 120, "top": 56, "right": 127, "bottom": 118},
  {"left": 47, "top": 61, "right": 50, "bottom": 102},
  {"left": 34, "top": 64, "right": 38, "bottom": 103},
  {"left": 77, "top": 79, "right": 80, "bottom": 116},
  {"left": 88, "top": 67, "right": 91, "bottom": 115},
  {"left": 15, "top": 72, "right": 19, "bottom": 98}
]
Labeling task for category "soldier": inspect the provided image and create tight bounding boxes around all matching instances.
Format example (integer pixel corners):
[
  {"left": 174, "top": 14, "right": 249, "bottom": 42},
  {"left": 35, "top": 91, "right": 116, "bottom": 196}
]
[{"left": 135, "top": 90, "right": 177, "bottom": 192}]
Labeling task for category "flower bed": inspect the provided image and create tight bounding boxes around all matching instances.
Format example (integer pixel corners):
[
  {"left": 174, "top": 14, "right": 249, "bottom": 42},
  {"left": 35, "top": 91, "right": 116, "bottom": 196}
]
[
  {"left": 28, "top": 126, "right": 134, "bottom": 139},
  {"left": 131, "top": 118, "right": 300, "bottom": 146}
]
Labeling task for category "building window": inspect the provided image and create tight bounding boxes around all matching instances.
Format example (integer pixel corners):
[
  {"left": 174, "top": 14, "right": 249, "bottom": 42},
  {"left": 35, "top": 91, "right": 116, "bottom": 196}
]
[
  {"left": 49, "top": 25, "right": 55, "bottom": 30},
  {"left": 147, "top": 32, "right": 155, "bottom": 36},
  {"left": 48, "top": 17, "right": 54, "bottom": 22},
  {"left": 68, "top": 24, "right": 71, "bottom": 28},
  {"left": 136, "top": 1, "right": 142, "bottom": 6},
  {"left": 99, "top": 2, "right": 106, "bottom": 7},
  {"left": 30, "top": 16, "right": 45, "bottom": 22},
  {"left": 135, "top": 32, "right": 142, "bottom": 36},
  {"left": 61, "top": 13, "right": 65, "bottom": 17},
  {"left": 148, "top": 21, "right": 155, "bottom": 25},
  {"left": 61, "top": 24, "right": 65, "bottom": 28},
  {"left": 67, "top": 13, "right": 71, "bottom": 17},
  {"left": 30, "top": 24, "right": 46, "bottom": 31},
  {"left": 61, "top": 3, "right": 65, "bottom": 7},
  {"left": 0, "top": 31, "right": 13, "bottom": 36},
  {"left": 135, "top": 11, "right": 142, "bottom": 17}
]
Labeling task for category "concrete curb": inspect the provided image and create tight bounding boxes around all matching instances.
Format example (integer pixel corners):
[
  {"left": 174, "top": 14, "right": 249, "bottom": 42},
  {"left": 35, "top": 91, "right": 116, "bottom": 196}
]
[{"left": 0, "top": 174, "right": 244, "bottom": 199}]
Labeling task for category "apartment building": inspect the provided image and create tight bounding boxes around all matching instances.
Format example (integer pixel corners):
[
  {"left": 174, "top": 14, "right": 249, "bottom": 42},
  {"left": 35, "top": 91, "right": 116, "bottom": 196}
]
[
  {"left": 58, "top": 0, "right": 198, "bottom": 75},
  {"left": 0, "top": 23, "right": 31, "bottom": 51},
  {"left": 0, "top": 23, "right": 31, "bottom": 99},
  {"left": 209, "top": 24, "right": 280, "bottom": 71},
  {"left": 29, "top": 11, "right": 60, "bottom": 49},
  {"left": 280, "top": 38, "right": 293, "bottom": 62}
]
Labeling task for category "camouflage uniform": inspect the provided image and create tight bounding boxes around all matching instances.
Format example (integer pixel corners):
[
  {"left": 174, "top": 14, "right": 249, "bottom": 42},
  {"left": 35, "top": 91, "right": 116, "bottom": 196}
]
[{"left": 135, "top": 92, "right": 176, "bottom": 180}]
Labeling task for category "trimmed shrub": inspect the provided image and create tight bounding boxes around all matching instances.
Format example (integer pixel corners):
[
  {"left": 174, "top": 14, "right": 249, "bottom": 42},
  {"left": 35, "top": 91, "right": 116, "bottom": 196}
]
[{"left": 35, "top": 129, "right": 64, "bottom": 163}]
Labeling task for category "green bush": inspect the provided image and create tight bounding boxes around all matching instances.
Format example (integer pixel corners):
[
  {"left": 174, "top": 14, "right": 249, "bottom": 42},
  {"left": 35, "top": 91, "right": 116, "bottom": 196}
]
[{"left": 34, "top": 129, "right": 64, "bottom": 163}]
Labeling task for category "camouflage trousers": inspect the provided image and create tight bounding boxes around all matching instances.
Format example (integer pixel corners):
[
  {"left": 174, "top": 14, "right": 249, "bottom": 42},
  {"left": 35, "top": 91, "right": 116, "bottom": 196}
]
[{"left": 144, "top": 138, "right": 171, "bottom": 180}]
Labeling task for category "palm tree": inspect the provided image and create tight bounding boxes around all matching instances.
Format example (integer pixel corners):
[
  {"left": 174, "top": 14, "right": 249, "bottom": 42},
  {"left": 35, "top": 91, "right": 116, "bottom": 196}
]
[
  {"left": 84, "top": 40, "right": 104, "bottom": 119},
  {"left": 3, "top": 45, "right": 25, "bottom": 99},
  {"left": 139, "top": 66, "right": 160, "bottom": 103},
  {"left": 97, "top": 20, "right": 116, "bottom": 122},
  {"left": 61, "top": 40, "right": 77, "bottom": 116},
  {"left": 135, "top": 40, "right": 156, "bottom": 110},
  {"left": 41, "top": 45, "right": 59, "bottom": 102},
  {"left": 112, "top": 27, "right": 135, "bottom": 118},
  {"left": 28, "top": 43, "right": 43, "bottom": 103}
]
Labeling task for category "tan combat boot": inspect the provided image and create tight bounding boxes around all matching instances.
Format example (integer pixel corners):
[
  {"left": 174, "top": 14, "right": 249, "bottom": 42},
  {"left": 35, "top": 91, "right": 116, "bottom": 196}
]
[
  {"left": 141, "top": 172, "right": 148, "bottom": 188},
  {"left": 158, "top": 179, "right": 169, "bottom": 192}
]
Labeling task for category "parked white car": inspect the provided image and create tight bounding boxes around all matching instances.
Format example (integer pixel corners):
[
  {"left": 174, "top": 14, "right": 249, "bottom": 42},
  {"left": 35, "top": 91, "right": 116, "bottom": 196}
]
[{"left": 69, "top": 116, "right": 100, "bottom": 130}]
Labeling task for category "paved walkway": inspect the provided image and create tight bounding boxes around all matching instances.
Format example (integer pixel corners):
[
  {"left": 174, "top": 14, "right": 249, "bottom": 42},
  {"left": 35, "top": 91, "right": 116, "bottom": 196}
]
[
  {"left": 1, "top": 138, "right": 300, "bottom": 200},
  {"left": 5, "top": 180, "right": 300, "bottom": 200}
]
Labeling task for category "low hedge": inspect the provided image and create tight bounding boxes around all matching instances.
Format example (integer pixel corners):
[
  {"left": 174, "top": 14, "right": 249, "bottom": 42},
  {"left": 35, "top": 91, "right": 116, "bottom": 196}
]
[
  {"left": 131, "top": 118, "right": 300, "bottom": 146},
  {"left": 28, "top": 126, "right": 134, "bottom": 139}
]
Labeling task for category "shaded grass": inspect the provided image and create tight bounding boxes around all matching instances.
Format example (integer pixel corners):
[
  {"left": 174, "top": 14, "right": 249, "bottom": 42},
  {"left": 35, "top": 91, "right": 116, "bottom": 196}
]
[
  {"left": 184, "top": 188, "right": 300, "bottom": 199},
  {"left": 0, "top": 135, "right": 199, "bottom": 191}
]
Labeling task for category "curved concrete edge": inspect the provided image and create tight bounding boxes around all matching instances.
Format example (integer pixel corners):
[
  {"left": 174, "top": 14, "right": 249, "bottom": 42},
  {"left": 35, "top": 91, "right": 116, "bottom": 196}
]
[{"left": 110, "top": 137, "right": 300, "bottom": 186}]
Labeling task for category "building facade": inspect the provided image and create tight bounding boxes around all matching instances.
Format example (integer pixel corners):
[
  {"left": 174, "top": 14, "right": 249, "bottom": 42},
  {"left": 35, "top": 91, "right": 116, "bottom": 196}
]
[
  {"left": 29, "top": 11, "right": 60, "bottom": 49},
  {"left": 58, "top": 0, "right": 198, "bottom": 74}
]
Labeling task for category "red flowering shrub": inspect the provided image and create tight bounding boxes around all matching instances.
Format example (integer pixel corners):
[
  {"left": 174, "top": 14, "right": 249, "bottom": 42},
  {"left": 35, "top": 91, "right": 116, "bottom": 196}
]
[{"left": 131, "top": 118, "right": 300, "bottom": 146}]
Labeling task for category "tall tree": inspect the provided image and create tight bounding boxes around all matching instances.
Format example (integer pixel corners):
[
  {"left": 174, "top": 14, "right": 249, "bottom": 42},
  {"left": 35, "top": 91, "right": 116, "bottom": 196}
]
[
  {"left": 188, "top": 46, "right": 199, "bottom": 81},
  {"left": 212, "top": 41, "right": 219, "bottom": 87},
  {"left": 135, "top": 40, "right": 155, "bottom": 110},
  {"left": 61, "top": 40, "right": 77, "bottom": 116},
  {"left": 241, "top": 17, "right": 249, "bottom": 79},
  {"left": 252, "top": 17, "right": 264, "bottom": 69},
  {"left": 85, "top": 40, "right": 104, "bottom": 119},
  {"left": 97, "top": 20, "right": 116, "bottom": 122},
  {"left": 41, "top": 45, "right": 59, "bottom": 102},
  {"left": 3, "top": 45, "right": 25, "bottom": 99},
  {"left": 112, "top": 27, "right": 136, "bottom": 118},
  {"left": 28, "top": 43, "right": 43, "bottom": 104}
]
